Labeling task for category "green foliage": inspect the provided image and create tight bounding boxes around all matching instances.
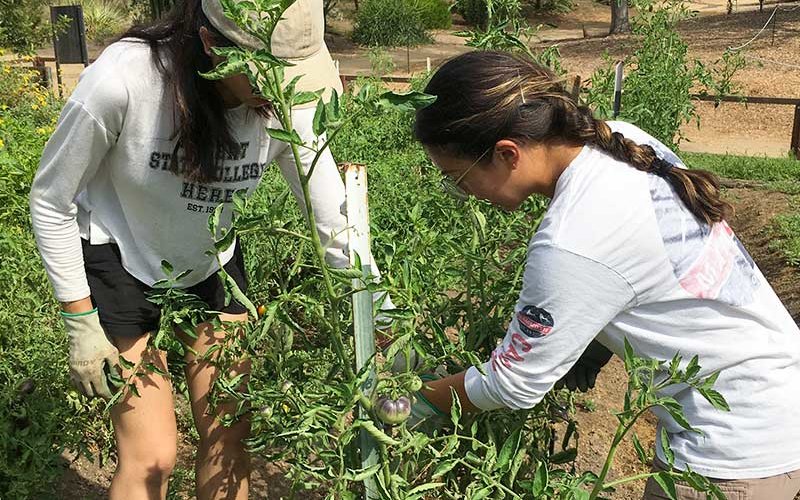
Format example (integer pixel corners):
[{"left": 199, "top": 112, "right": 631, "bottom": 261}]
[
  {"left": 455, "top": 0, "right": 492, "bottom": 26},
  {"left": 583, "top": 0, "right": 744, "bottom": 150},
  {"left": 682, "top": 152, "right": 800, "bottom": 183},
  {"left": 352, "top": 0, "right": 432, "bottom": 48},
  {"left": 770, "top": 212, "right": 800, "bottom": 267},
  {"left": 0, "top": 61, "right": 117, "bottom": 498},
  {"left": 0, "top": 0, "right": 51, "bottom": 54},
  {"left": 455, "top": 0, "right": 563, "bottom": 74},
  {"left": 525, "top": 0, "right": 573, "bottom": 15},
  {"left": 455, "top": 0, "right": 522, "bottom": 28},
  {"left": 367, "top": 48, "right": 396, "bottom": 77},
  {"left": 414, "top": 0, "right": 453, "bottom": 29}
]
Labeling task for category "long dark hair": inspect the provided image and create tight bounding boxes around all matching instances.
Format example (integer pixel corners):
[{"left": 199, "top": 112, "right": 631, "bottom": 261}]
[
  {"left": 415, "top": 51, "right": 732, "bottom": 225},
  {"left": 119, "top": 0, "right": 240, "bottom": 182}
]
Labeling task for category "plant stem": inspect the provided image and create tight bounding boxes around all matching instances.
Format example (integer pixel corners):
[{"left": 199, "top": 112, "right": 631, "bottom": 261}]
[
  {"left": 273, "top": 66, "right": 355, "bottom": 381},
  {"left": 603, "top": 471, "right": 669, "bottom": 489},
  {"left": 588, "top": 406, "right": 650, "bottom": 499}
]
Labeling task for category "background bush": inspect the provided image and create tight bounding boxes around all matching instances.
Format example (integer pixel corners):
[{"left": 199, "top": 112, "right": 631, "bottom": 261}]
[
  {"left": 78, "top": 0, "right": 132, "bottom": 44},
  {"left": 414, "top": 0, "right": 452, "bottom": 29},
  {"left": 455, "top": 0, "right": 522, "bottom": 27},
  {"left": 582, "top": 0, "right": 743, "bottom": 149},
  {"left": 352, "top": 0, "right": 432, "bottom": 47},
  {"left": 0, "top": 0, "right": 52, "bottom": 55},
  {"left": 454, "top": 0, "right": 489, "bottom": 26}
]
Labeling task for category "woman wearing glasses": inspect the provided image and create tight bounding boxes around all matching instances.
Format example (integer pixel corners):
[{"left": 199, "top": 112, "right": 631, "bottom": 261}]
[{"left": 410, "top": 51, "right": 800, "bottom": 500}]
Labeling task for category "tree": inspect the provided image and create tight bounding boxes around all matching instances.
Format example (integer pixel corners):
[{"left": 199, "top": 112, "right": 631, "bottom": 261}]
[{"left": 610, "top": 0, "right": 630, "bottom": 33}]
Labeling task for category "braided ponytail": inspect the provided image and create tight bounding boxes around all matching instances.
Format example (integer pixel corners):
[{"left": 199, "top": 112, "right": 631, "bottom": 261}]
[
  {"left": 415, "top": 50, "right": 733, "bottom": 226},
  {"left": 591, "top": 120, "right": 732, "bottom": 225}
]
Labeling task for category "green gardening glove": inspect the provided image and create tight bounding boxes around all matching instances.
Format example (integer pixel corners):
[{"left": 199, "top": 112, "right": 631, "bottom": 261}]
[{"left": 62, "top": 309, "right": 120, "bottom": 400}]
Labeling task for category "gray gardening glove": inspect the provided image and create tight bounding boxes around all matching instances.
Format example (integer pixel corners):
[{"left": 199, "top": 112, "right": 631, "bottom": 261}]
[
  {"left": 555, "top": 340, "right": 613, "bottom": 392},
  {"left": 62, "top": 309, "right": 120, "bottom": 400}
]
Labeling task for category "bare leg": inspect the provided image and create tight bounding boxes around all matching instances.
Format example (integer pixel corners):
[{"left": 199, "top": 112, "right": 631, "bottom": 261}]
[
  {"left": 109, "top": 334, "right": 177, "bottom": 500},
  {"left": 182, "top": 313, "right": 251, "bottom": 500}
]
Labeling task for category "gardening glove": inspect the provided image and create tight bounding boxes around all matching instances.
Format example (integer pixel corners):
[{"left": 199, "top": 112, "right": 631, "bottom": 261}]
[
  {"left": 407, "top": 375, "right": 448, "bottom": 431},
  {"left": 555, "top": 340, "right": 613, "bottom": 392},
  {"left": 62, "top": 308, "right": 120, "bottom": 400},
  {"left": 408, "top": 392, "right": 447, "bottom": 430}
]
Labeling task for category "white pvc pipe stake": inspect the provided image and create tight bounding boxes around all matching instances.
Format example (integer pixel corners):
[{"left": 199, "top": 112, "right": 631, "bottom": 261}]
[{"left": 344, "top": 163, "right": 379, "bottom": 499}]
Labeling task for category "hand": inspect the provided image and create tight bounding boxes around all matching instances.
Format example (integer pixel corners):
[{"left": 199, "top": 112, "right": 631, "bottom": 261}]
[
  {"left": 555, "top": 340, "right": 613, "bottom": 392},
  {"left": 62, "top": 309, "right": 120, "bottom": 400},
  {"left": 408, "top": 389, "right": 447, "bottom": 430},
  {"left": 407, "top": 374, "right": 448, "bottom": 431}
]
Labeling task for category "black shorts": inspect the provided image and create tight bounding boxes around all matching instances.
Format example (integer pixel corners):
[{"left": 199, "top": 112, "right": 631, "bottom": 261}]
[{"left": 82, "top": 239, "right": 249, "bottom": 337}]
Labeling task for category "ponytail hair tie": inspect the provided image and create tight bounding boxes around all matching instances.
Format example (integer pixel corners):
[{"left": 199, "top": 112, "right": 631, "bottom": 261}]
[{"left": 652, "top": 157, "right": 674, "bottom": 177}]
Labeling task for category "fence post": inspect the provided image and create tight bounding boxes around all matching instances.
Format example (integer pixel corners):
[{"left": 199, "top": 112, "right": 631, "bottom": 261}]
[
  {"left": 571, "top": 75, "right": 581, "bottom": 101},
  {"left": 613, "top": 61, "right": 624, "bottom": 118},
  {"left": 32, "top": 57, "right": 52, "bottom": 90},
  {"left": 791, "top": 105, "right": 800, "bottom": 160},
  {"left": 344, "top": 163, "right": 380, "bottom": 499}
]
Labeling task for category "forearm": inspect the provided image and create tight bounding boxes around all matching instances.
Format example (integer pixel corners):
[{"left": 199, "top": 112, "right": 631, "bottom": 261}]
[
  {"left": 61, "top": 296, "right": 94, "bottom": 314},
  {"left": 420, "top": 371, "right": 479, "bottom": 414}
]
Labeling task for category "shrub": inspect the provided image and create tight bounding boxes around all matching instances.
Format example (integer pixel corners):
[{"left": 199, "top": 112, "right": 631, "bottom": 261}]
[
  {"left": 454, "top": 0, "right": 489, "bottom": 26},
  {"left": 413, "top": 0, "right": 452, "bottom": 29},
  {"left": 79, "top": 0, "right": 131, "bottom": 44},
  {"left": 583, "top": 0, "right": 744, "bottom": 150},
  {"left": 0, "top": 0, "right": 51, "bottom": 55},
  {"left": 352, "top": 0, "right": 432, "bottom": 47},
  {"left": 526, "top": 0, "right": 573, "bottom": 14}
]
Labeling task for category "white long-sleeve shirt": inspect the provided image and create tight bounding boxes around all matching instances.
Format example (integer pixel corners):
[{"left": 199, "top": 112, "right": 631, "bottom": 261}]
[
  {"left": 30, "top": 40, "right": 354, "bottom": 302},
  {"left": 465, "top": 122, "right": 800, "bottom": 479}
]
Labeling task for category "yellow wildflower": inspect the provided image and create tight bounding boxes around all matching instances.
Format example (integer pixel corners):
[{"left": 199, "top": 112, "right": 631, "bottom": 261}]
[
  {"left": 31, "top": 104, "right": 39, "bottom": 110},
  {"left": 0, "top": 139, "right": 4, "bottom": 149}
]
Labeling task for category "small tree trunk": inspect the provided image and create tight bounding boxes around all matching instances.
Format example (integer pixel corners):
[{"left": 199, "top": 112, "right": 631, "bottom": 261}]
[
  {"left": 610, "top": 0, "right": 630, "bottom": 34},
  {"left": 353, "top": 0, "right": 359, "bottom": 12}
]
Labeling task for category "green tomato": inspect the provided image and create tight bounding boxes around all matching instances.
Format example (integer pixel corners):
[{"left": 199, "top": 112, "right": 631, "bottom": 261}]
[{"left": 407, "top": 375, "right": 423, "bottom": 393}]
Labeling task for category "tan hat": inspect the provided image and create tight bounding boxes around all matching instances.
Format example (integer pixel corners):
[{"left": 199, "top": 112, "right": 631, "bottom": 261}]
[{"left": 201, "top": 0, "right": 343, "bottom": 107}]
